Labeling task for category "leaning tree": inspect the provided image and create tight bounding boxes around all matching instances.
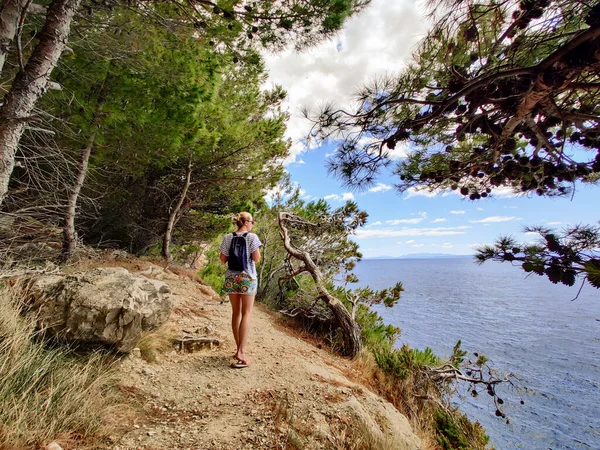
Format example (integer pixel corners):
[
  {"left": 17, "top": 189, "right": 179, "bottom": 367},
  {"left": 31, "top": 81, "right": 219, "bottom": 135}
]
[
  {"left": 310, "top": 0, "right": 600, "bottom": 289},
  {"left": 277, "top": 201, "right": 368, "bottom": 358}
]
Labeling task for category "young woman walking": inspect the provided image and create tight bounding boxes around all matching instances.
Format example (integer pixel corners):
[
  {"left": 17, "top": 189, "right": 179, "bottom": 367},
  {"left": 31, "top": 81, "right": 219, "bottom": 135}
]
[{"left": 219, "top": 212, "right": 262, "bottom": 368}]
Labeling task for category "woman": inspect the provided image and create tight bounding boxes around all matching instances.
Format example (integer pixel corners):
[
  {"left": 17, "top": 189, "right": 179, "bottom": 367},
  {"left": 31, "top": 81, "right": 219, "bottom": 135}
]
[{"left": 219, "top": 212, "right": 262, "bottom": 368}]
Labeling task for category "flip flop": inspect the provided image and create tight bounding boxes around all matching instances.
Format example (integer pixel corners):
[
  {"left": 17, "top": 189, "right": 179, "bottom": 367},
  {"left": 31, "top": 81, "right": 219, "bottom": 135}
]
[{"left": 231, "top": 358, "right": 248, "bottom": 369}]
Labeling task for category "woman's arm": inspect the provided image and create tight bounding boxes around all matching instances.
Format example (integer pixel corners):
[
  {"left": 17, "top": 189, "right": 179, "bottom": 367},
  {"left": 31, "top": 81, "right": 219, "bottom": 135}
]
[
  {"left": 220, "top": 253, "right": 228, "bottom": 264},
  {"left": 251, "top": 249, "right": 260, "bottom": 263}
]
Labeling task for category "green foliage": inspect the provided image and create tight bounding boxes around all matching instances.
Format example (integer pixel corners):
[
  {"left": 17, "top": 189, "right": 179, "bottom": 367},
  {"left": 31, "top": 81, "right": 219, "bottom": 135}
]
[
  {"left": 33, "top": 5, "right": 291, "bottom": 252},
  {"left": 199, "top": 241, "right": 228, "bottom": 295},
  {"left": 450, "top": 340, "right": 468, "bottom": 368},
  {"left": 315, "top": 0, "right": 599, "bottom": 198},
  {"left": 434, "top": 408, "right": 490, "bottom": 450},
  {"left": 373, "top": 344, "right": 442, "bottom": 380},
  {"left": 354, "top": 303, "right": 400, "bottom": 350},
  {"left": 310, "top": 0, "right": 600, "bottom": 291},
  {"left": 232, "top": 0, "right": 371, "bottom": 50},
  {"left": 475, "top": 224, "right": 600, "bottom": 289}
]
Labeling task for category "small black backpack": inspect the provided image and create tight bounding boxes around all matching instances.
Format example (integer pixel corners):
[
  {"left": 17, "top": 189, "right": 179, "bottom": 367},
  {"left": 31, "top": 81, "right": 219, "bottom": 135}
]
[{"left": 228, "top": 232, "right": 248, "bottom": 271}]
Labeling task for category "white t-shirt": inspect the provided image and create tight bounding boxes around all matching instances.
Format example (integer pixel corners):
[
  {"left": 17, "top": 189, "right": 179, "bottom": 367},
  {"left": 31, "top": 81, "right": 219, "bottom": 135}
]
[{"left": 219, "top": 232, "right": 262, "bottom": 279}]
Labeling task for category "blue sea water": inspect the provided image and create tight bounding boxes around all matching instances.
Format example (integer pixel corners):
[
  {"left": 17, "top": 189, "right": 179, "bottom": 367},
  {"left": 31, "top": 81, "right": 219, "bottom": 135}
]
[{"left": 352, "top": 258, "right": 600, "bottom": 450}]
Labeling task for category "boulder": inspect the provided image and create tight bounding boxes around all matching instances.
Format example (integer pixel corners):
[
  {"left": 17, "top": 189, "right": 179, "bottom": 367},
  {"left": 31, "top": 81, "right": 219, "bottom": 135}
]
[{"left": 27, "top": 267, "right": 171, "bottom": 352}]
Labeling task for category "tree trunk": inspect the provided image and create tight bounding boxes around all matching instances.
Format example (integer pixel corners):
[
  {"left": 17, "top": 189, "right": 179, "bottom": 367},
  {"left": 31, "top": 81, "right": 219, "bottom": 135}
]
[
  {"left": 0, "top": 0, "right": 28, "bottom": 76},
  {"left": 162, "top": 157, "right": 193, "bottom": 261},
  {"left": 278, "top": 211, "right": 362, "bottom": 358},
  {"left": 60, "top": 69, "right": 110, "bottom": 261},
  {"left": 0, "top": 0, "right": 81, "bottom": 208},
  {"left": 60, "top": 131, "right": 95, "bottom": 261}
]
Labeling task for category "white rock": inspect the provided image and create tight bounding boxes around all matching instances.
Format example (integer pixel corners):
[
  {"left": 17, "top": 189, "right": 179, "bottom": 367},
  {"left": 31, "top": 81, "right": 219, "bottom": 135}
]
[{"left": 45, "top": 442, "right": 63, "bottom": 450}]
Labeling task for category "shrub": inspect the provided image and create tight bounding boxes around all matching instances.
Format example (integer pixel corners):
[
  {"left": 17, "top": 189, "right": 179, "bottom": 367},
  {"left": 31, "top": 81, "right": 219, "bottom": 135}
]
[
  {"left": 199, "top": 244, "right": 226, "bottom": 294},
  {"left": 434, "top": 408, "right": 490, "bottom": 450}
]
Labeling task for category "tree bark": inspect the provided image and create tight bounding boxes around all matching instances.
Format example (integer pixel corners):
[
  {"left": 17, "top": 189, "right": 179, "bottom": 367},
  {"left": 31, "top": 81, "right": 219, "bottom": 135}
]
[
  {"left": 60, "top": 131, "right": 95, "bottom": 261},
  {"left": 0, "top": 0, "right": 81, "bottom": 208},
  {"left": 162, "top": 157, "right": 193, "bottom": 261},
  {"left": 60, "top": 70, "right": 110, "bottom": 261},
  {"left": 278, "top": 211, "right": 362, "bottom": 358},
  {"left": 0, "top": 0, "right": 28, "bottom": 76}
]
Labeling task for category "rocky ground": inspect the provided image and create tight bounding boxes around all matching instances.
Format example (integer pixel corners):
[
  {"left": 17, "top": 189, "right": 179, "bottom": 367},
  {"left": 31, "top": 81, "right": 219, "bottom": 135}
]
[{"left": 108, "top": 263, "right": 421, "bottom": 450}]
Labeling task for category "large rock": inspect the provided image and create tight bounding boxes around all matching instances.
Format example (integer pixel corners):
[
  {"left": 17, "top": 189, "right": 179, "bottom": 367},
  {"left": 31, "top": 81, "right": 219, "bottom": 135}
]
[{"left": 26, "top": 267, "right": 172, "bottom": 352}]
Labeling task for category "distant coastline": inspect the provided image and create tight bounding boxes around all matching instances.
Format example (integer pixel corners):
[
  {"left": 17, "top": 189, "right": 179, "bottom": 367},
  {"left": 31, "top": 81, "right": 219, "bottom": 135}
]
[{"left": 364, "top": 253, "right": 473, "bottom": 260}]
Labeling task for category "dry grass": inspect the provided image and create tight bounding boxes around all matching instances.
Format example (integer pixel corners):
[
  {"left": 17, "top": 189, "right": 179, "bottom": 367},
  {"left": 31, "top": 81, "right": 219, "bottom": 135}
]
[
  {"left": 265, "top": 388, "right": 415, "bottom": 450},
  {"left": 135, "top": 323, "right": 178, "bottom": 363},
  {"left": 172, "top": 296, "right": 214, "bottom": 318},
  {"left": 261, "top": 305, "right": 441, "bottom": 448},
  {"left": 337, "top": 351, "right": 439, "bottom": 450},
  {"left": 0, "top": 284, "right": 131, "bottom": 450}
]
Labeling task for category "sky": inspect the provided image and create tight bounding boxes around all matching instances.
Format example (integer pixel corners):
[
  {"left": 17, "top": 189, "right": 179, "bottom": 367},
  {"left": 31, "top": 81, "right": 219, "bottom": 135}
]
[{"left": 262, "top": 0, "right": 600, "bottom": 258}]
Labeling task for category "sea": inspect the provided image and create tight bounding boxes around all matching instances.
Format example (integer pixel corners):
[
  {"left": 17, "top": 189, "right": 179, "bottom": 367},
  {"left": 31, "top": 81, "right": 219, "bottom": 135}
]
[{"left": 352, "top": 258, "right": 600, "bottom": 450}]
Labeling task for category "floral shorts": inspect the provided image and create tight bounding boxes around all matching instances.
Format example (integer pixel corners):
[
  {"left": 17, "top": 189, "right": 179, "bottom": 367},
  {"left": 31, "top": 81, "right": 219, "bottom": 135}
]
[{"left": 223, "top": 273, "right": 257, "bottom": 295}]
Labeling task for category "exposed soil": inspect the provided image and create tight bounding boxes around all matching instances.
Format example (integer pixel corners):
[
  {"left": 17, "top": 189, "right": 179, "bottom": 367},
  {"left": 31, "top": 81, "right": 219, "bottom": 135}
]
[{"left": 108, "top": 263, "right": 421, "bottom": 450}]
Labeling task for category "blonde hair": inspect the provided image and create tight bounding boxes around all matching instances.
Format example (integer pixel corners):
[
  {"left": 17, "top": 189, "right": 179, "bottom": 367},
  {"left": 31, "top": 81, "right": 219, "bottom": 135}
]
[{"left": 233, "top": 212, "right": 253, "bottom": 228}]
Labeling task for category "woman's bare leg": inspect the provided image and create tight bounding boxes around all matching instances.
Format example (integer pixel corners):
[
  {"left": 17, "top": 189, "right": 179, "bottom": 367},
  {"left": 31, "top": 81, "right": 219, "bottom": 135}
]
[
  {"left": 229, "top": 293, "right": 242, "bottom": 351},
  {"left": 235, "top": 294, "right": 255, "bottom": 364}
]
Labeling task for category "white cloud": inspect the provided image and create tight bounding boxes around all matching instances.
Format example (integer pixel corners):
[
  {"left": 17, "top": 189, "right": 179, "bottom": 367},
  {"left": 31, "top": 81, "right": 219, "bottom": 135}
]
[
  {"left": 412, "top": 244, "right": 425, "bottom": 248},
  {"left": 404, "top": 186, "right": 456, "bottom": 199},
  {"left": 355, "top": 226, "right": 471, "bottom": 239},
  {"left": 442, "top": 243, "right": 453, "bottom": 248},
  {"left": 386, "top": 211, "right": 427, "bottom": 225},
  {"left": 366, "top": 220, "right": 382, "bottom": 227},
  {"left": 263, "top": 0, "right": 430, "bottom": 165},
  {"left": 323, "top": 192, "right": 355, "bottom": 202},
  {"left": 406, "top": 239, "right": 415, "bottom": 244},
  {"left": 546, "top": 221, "right": 563, "bottom": 225},
  {"left": 386, "top": 218, "right": 423, "bottom": 225},
  {"left": 298, "top": 188, "right": 311, "bottom": 200},
  {"left": 368, "top": 183, "right": 393, "bottom": 193},
  {"left": 491, "top": 187, "right": 524, "bottom": 199},
  {"left": 432, "top": 218, "right": 447, "bottom": 223},
  {"left": 450, "top": 210, "right": 466, "bottom": 215},
  {"left": 382, "top": 141, "right": 410, "bottom": 160},
  {"left": 470, "top": 216, "right": 520, "bottom": 224},
  {"left": 476, "top": 207, "right": 484, "bottom": 211}
]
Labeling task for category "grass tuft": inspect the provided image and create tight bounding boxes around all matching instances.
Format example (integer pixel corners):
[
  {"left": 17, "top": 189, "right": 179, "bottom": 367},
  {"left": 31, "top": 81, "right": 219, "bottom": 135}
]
[
  {"left": 0, "top": 283, "right": 128, "bottom": 449},
  {"left": 136, "top": 324, "right": 177, "bottom": 363}
]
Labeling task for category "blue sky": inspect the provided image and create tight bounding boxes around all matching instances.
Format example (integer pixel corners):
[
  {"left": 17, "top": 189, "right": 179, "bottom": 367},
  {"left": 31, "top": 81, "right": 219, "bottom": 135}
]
[
  {"left": 285, "top": 144, "right": 599, "bottom": 257},
  {"left": 263, "top": 0, "right": 600, "bottom": 258}
]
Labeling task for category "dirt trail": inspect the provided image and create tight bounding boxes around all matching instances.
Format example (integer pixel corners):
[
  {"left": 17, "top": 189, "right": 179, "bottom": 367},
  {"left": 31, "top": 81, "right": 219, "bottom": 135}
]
[{"left": 114, "top": 268, "right": 421, "bottom": 450}]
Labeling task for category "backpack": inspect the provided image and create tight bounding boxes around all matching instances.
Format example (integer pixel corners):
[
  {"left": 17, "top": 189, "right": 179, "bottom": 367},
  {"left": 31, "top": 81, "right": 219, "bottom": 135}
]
[{"left": 228, "top": 232, "right": 248, "bottom": 271}]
